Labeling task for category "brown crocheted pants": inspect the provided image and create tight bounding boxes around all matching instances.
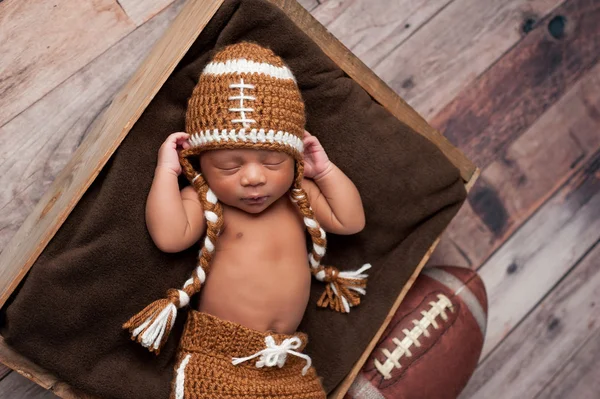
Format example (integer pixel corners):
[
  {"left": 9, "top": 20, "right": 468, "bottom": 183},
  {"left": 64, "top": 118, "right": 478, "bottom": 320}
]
[{"left": 170, "top": 310, "right": 327, "bottom": 399}]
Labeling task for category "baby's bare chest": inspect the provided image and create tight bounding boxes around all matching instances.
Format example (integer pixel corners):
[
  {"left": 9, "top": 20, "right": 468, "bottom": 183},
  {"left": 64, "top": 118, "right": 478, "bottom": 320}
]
[{"left": 216, "top": 198, "right": 307, "bottom": 258}]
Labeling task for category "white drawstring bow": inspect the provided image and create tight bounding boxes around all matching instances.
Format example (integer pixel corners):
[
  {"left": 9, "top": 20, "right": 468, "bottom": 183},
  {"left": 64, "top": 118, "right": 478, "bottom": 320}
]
[{"left": 231, "top": 336, "right": 312, "bottom": 376}]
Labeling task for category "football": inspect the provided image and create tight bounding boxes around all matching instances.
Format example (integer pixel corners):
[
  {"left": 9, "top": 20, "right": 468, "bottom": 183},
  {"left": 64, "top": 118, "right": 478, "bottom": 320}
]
[{"left": 345, "top": 266, "right": 488, "bottom": 399}]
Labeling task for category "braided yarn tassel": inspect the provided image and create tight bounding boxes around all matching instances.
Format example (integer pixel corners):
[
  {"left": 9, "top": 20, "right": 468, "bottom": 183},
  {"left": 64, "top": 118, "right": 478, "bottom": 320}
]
[
  {"left": 290, "top": 180, "right": 371, "bottom": 314},
  {"left": 122, "top": 271, "right": 203, "bottom": 354},
  {"left": 313, "top": 264, "right": 371, "bottom": 313},
  {"left": 124, "top": 171, "right": 222, "bottom": 354}
]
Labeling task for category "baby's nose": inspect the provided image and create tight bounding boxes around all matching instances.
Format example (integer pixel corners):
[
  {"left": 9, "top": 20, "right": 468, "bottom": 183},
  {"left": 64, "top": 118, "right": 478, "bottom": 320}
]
[{"left": 241, "top": 165, "right": 266, "bottom": 186}]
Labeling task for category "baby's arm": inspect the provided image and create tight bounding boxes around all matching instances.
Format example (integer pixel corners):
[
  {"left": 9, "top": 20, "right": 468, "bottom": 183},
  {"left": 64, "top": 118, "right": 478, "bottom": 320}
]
[
  {"left": 301, "top": 131, "right": 365, "bottom": 235},
  {"left": 146, "top": 133, "right": 206, "bottom": 253}
]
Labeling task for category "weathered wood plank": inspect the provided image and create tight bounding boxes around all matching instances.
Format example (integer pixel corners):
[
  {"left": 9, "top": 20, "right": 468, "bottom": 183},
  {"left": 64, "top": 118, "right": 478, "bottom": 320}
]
[
  {"left": 437, "top": 61, "right": 600, "bottom": 269},
  {"left": 0, "top": 335, "right": 99, "bottom": 398},
  {"left": 117, "top": 0, "right": 320, "bottom": 24},
  {"left": 431, "top": 200, "right": 494, "bottom": 268},
  {"left": 0, "top": 0, "right": 135, "bottom": 128},
  {"left": 0, "top": 0, "right": 186, "bottom": 254},
  {"left": 374, "top": 0, "right": 565, "bottom": 120},
  {"left": 0, "top": 0, "right": 225, "bottom": 308},
  {"left": 0, "top": 335, "right": 58, "bottom": 394},
  {"left": 432, "top": 0, "right": 600, "bottom": 168},
  {"left": 0, "top": 364, "right": 10, "bottom": 381},
  {"left": 477, "top": 149, "right": 600, "bottom": 360},
  {"left": 271, "top": 0, "right": 477, "bottom": 183},
  {"left": 425, "top": 234, "right": 471, "bottom": 268},
  {"left": 312, "top": 0, "right": 452, "bottom": 69},
  {"left": 117, "top": 0, "right": 175, "bottom": 25},
  {"left": 459, "top": 240, "right": 600, "bottom": 398},
  {"left": 0, "top": 371, "right": 57, "bottom": 398},
  {"left": 300, "top": 0, "right": 319, "bottom": 11},
  {"left": 535, "top": 329, "right": 600, "bottom": 399}
]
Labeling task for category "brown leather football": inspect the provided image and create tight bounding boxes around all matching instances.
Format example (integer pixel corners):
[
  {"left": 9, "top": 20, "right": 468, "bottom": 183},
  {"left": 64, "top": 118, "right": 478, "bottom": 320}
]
[{"left": 345, "top": 266, "right": 488, "bottom": 399}]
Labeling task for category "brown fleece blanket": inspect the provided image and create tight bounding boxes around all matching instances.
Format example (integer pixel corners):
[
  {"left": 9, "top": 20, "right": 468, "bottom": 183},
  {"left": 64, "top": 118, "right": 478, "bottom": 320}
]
[{"left": 0, "top": 1, "right": 466, "bottom": 398}]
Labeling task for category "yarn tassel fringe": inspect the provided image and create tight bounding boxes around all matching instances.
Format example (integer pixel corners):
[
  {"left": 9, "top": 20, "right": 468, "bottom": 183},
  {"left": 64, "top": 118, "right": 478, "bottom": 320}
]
[
  {"left": 123, "top": 296, "right": 178, "bottom": 355},
  {"left": 317, "top": 263, "right": 371, "bottom": 313}
]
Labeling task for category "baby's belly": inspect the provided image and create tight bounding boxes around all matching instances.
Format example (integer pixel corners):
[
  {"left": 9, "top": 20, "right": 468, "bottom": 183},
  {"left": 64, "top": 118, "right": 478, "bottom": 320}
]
[{"left": 196, "top": 240, "right": 312, "bottom": 334}]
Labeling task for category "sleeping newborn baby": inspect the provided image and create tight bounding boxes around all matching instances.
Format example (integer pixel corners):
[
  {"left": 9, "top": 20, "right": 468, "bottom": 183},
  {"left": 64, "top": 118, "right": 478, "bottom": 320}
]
[{"left": 123, "top": 42, "right": 370, "bottom": 399}]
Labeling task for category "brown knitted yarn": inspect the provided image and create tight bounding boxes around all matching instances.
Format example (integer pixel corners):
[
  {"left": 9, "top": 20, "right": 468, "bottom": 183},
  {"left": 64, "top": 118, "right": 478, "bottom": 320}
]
[
  {"left": 170, "top": 310, "right": 326, "bottom": 398},
  {"left": 210, "top": 41, "right": 287, "bottom": 66},
  {"left": 183, "top": 41, "right": 305, "bottom": 160}
]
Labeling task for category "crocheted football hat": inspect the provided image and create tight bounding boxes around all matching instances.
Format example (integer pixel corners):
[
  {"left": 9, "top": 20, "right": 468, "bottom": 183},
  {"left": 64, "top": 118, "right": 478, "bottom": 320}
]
[{"left": 123, "top": 42, "right": 371, "bottom": 354}]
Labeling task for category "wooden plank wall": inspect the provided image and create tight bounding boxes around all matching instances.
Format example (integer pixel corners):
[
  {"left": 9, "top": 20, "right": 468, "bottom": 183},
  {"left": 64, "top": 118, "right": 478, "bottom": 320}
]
[{"left": 1, "top": 0, "right": 598, "bottom": 397}]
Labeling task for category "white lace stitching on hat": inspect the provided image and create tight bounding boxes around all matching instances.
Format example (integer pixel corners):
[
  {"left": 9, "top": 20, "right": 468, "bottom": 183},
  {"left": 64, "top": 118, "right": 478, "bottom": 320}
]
[
  {"left": 229, "top": 78, "right": 256, "bottom": 128},
  {"left": 374, "top": 294, "right": 455, "bottom": 379}
]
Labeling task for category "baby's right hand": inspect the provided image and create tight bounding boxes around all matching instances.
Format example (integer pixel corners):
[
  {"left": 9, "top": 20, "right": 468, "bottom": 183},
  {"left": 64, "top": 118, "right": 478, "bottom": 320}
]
[{"left": 157, "top": 132, "right": 190, "bottom": 176}]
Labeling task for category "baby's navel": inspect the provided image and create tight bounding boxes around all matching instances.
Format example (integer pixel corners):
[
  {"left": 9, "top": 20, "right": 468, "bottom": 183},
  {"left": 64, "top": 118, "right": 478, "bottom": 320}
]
[{"left": 236, "top": 232, "right": 243, "bottom": 239}]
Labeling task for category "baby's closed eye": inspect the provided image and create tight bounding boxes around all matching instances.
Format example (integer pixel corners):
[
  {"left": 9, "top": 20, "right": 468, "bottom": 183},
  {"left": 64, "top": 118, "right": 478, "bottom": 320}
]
[
  {"left": 264, "top": 160, "right": 285, "bottom": 167},
  {"left": 217, "top": 165, "right": 241, "bottom": 171},
  {"left": 216, "top": 161, "right": 284, "bottom": 170}
]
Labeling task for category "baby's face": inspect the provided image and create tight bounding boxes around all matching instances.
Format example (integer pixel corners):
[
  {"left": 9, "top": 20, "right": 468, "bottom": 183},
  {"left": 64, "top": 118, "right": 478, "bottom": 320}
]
[{"left": 200, "top": 148, "right": 295, "bottom": 214}]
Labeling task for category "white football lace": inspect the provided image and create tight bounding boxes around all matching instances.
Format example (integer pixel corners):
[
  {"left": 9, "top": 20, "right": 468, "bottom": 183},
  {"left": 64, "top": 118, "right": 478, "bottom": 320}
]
[
  {"left": 374, "top": 293, "right": 455, "bottom": 379},
  {"left": 229, "top": 78, "right": 256, "bottom": 128}
]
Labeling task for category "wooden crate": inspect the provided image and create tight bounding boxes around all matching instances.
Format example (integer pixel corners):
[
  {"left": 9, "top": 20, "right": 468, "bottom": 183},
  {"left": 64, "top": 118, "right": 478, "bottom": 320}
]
[{"left": 0, "top": 0, "right": 478, "bottom": 397}]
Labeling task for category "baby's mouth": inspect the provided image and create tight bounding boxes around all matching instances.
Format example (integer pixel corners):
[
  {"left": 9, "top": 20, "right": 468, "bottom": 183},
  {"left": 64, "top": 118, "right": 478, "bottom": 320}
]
[{"left": 241, "top": 196, "right": 269, "bottom": 205}]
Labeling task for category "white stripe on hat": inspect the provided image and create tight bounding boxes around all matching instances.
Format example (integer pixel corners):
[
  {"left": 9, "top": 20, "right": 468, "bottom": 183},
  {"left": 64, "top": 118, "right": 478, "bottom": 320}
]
[
  {"left": 202, "top": 58, "right": 296, "bottom": 82},
  {"left": 189, "top": 128, "right": 304, "bottom": 154}
]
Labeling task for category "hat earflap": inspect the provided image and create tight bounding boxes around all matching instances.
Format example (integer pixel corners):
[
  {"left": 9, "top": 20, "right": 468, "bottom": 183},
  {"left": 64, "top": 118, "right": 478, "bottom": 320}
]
[
  {"left": 290, "top": 160, "right": 371, "bottom": 313},
  {"left": 122, "top": 156, "right": 223, "bottom": 354}
]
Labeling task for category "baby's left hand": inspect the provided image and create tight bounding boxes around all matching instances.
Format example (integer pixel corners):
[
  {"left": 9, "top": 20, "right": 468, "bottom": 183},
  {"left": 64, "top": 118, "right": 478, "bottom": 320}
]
[{"left": 303, "top": 130, "right": 333, "bottom": 180}]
